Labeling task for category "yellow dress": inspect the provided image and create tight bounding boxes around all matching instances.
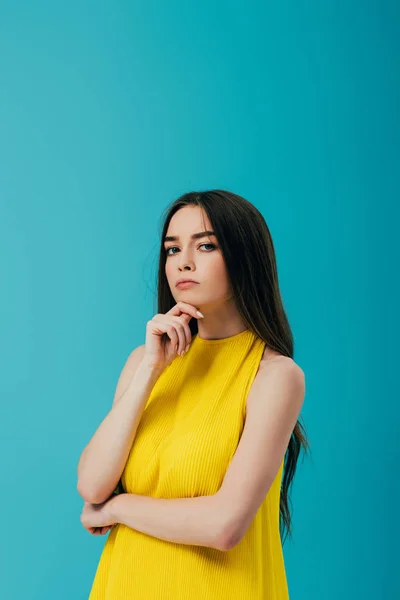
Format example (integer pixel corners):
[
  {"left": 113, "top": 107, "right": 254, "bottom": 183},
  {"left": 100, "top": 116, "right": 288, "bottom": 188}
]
[{"left": 88, "top": 328, "right": 289, "bottom": 599}]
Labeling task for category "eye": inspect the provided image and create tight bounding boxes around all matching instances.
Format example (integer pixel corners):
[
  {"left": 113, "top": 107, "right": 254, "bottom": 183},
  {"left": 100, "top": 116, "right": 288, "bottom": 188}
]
[{"left": 164, "top": 243, "right": 216, "bottom": 256}]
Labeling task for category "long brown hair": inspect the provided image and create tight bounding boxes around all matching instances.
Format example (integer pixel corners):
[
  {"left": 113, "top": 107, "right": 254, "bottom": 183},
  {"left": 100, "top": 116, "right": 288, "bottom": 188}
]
[{"left": 156, "top": 189, "right": 310, "bottom": 545}]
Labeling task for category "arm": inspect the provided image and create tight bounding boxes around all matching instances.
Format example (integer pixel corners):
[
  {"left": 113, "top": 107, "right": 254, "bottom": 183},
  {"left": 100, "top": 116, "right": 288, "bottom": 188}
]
[
  {"left": 216, "top": 358, "right": 305, "bottom": 549},
  {"left": 77, "top": 345, "right": 163, "bottom": 504},
  {"left": 106, "top": 358, "right": 305, "bottom": 552},
  {"left": 108, "top": 492, "right": 227, "bottom": 551}
]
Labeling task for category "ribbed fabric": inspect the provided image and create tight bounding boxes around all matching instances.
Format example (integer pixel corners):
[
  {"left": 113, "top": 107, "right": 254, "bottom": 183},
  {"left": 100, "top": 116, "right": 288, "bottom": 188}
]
[{"left": 88, "top": 328, "right": 289, "bottom": 599}]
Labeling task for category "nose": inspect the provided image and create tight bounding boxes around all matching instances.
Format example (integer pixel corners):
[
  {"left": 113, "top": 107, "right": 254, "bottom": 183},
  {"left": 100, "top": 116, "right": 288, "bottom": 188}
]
[
  {"left": 177, "top": 248, "right": 195, "bottom": 271},
  {"left": 178, "top": 263, "right": 194, "bottom": 272}
]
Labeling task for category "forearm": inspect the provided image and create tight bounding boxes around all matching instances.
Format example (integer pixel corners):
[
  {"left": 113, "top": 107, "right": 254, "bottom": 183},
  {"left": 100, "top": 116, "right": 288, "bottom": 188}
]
[
  {"left": 108, "top": 492, "right": 228, "bottom": 551},
  {"left": 77, "top": 360, "right": 162, "bottom": 504}
]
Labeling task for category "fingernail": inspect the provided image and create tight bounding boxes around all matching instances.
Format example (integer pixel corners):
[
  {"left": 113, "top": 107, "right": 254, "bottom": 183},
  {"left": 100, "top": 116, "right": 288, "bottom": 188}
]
[{"left": 196, "top": 310, "right": 204, "bottom": 318}]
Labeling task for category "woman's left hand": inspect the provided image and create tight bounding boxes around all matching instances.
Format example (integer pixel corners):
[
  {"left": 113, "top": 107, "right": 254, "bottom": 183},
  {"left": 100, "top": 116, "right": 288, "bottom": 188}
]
[{"left": 80, "top": 498, "right": 116, "bottom": 534}]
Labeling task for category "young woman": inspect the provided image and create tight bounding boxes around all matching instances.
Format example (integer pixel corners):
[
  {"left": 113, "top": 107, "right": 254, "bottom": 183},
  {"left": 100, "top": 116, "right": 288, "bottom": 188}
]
[{"left": 78, "top": 189, "right": 309, "bottom": 599}]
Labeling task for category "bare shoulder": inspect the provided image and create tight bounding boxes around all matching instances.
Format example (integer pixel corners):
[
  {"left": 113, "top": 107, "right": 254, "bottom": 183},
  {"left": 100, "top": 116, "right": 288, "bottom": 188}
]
[
  {"left": 121, "top": 343, "right": 147, "bottom": 371},
  {"left": 245, "top": 345, "right": 305, "bottom": 413},
  {"left": 124, "top": 343, "right": 147, "bottom": 373},
  {"left": 129, "top": 343, "right": 146, "bottom": 361},
  {"left": 259, "top": 346, "right": 305, "bottom": 386},
  {"left": 112, "top": 343, "right": 146, "bottom": 406},
  {"left": 261, "top": 345, "right": 301, "bottom": 368}
]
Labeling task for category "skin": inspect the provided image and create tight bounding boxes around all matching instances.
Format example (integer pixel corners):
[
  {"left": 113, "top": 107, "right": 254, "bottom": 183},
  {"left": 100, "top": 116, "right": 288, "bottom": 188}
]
[
  {"left": 163, "top": 204, "right": 249, "bottom": 342},
  {"left": 80, "top": 359, "right": 305, "bottom": 550},
  {"left": 80, "top": 204, "right": 305, "bottom": 549}
]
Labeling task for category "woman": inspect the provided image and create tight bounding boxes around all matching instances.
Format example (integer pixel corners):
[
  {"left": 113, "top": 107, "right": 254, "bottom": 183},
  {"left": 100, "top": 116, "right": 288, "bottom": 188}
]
[{"left": 78, "top": 189, "right": 309, "bottom": 599}]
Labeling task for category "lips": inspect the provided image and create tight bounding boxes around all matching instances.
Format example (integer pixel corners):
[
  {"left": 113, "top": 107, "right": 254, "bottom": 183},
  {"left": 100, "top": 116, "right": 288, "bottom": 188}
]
[
  {"left": 176, "top": 279, "right": 197, "bottom": 284},
  {"left": 176, "top": 279, "right": 199, "bottom": 288}
]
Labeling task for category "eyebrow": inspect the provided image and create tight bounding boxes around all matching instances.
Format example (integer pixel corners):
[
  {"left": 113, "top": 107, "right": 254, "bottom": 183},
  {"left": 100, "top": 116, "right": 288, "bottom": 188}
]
[{"left": 163, "top": 230, "right": 216, "bottom": 243}]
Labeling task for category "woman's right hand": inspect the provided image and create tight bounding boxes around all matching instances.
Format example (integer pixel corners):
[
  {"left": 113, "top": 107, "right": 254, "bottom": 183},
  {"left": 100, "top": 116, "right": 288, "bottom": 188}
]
[
  {"left": 81, "top": 500, "right": 115, "bottom": 536},
  {"left": 143, "top": 301, "right": 204, "bottom": 371}
]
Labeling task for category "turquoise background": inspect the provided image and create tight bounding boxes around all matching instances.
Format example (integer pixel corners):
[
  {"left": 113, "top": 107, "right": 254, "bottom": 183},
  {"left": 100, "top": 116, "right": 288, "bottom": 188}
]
[{"left": 1, "top": 1, "right": 398, "bottom": 598}]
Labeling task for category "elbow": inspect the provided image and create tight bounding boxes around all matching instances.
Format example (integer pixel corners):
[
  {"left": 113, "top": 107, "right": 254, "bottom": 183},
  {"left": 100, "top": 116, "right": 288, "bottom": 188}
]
[
  {"left": 77, "top": 480, "right": 94, "bottom": 503},
  {"left": 213, "top": 498, "right": 245, "bottom": 551},
  {"left": 77, "top": 481, "right": 107, "bottom": 505},
  {"left": 216, "top": 523, "right": 244, "bottom": 551}
]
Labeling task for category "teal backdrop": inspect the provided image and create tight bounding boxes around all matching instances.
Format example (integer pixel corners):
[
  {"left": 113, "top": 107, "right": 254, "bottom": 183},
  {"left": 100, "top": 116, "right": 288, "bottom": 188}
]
[{"left": 1, "top": 1, "right": 398, "bottom": 598}]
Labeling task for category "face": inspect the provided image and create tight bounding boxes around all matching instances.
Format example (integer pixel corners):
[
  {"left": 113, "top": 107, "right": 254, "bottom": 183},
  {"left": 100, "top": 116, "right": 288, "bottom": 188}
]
[{"left": 163, "top": 205, "right": 232, "bottom": 309}]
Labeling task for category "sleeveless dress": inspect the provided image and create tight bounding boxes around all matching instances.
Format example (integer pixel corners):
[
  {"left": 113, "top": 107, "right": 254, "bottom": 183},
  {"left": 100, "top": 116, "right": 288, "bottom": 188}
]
[{"left": 88, "top": 328, "right": 289, "bottom": 599}]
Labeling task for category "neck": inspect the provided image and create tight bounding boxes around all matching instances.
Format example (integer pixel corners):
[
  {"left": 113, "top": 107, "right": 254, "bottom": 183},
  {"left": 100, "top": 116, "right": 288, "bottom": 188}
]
[{"left": 195, "top": 304, "right": 248, "bottom": 341}]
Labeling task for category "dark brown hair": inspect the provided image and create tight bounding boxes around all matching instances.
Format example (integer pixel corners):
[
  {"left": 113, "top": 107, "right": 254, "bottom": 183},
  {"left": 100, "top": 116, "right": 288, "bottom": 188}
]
[{"left": 156, "top": 189, "right": 310, "bottom": 545}]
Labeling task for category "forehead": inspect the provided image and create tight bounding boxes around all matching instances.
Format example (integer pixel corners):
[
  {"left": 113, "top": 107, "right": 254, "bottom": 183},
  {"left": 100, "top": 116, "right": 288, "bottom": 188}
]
[{"left": 166, "top": 205, "right": 211, "bottom": 234}]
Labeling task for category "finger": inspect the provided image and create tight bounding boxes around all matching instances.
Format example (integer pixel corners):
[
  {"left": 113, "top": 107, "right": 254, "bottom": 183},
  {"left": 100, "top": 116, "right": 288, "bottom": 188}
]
[
  {"left": 150, "top": 318, "right": 180, "bottom": 353},
  {"left": 165, "top": 320, "right": 185, "bottom": 355},
  {"left": 178, "top": 315, "right": 193, "bottom": 346},
  {"left": 171, "top": 316, "right": 192, "bottom": 352},
  {"left": 167, "top": 302, "right": 204, "bottom": 321}
]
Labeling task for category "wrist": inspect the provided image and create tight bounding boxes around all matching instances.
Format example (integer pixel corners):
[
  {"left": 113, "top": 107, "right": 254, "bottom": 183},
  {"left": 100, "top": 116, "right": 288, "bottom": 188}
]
[
  {"left": 108, "top": 492, "right": 124, "bottom": 523},
  {"left": 138, "top": 356, "right": 164, "bottom": 377}
]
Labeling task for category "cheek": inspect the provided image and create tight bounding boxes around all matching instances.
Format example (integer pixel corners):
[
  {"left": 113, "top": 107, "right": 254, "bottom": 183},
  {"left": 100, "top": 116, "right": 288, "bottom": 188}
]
[
  {"left": 165, "top": 260, "right": 174, "bottom": 281},
  {"left": 207, "top": 255, "right": 229, "bottom": 285}
]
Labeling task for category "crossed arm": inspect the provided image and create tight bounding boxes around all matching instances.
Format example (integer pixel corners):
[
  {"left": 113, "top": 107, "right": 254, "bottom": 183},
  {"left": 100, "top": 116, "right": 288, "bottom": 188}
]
[{"left": 102, "top": 359, "right": 305, "bottom": 551}]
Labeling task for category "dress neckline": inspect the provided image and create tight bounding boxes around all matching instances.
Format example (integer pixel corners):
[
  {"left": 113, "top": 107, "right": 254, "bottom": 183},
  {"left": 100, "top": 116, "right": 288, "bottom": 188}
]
[{"left": 194, "top": 328, "right": 252, "bottom": 345}]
